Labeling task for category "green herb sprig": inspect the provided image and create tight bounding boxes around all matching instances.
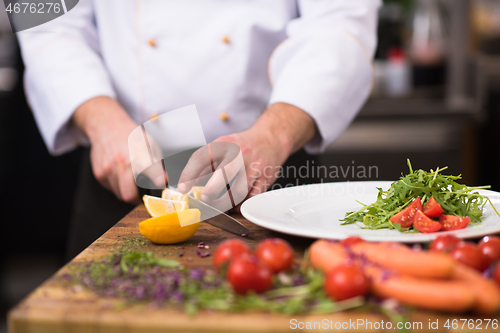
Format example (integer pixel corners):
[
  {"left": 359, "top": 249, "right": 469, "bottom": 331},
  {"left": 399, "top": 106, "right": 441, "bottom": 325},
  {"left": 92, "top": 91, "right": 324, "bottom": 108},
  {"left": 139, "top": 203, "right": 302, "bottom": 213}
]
[
  {"left": 120, "top": 252, "right": 180, "bottom": 272},
  {"left": 341, "top": 160, "right": 500, "bottom": 232},
  {"left": 68, "top": 251, "right": 363, "bottom": 316}
]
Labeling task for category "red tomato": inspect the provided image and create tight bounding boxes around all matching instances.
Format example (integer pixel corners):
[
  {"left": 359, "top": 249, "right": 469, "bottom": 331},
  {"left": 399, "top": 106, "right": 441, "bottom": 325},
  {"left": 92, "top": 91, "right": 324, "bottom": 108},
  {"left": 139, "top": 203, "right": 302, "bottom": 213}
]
[
  {"left": 422, "top": 197, "right": 444, "bottom": 217},
  {"left": 255, "top": 238, "right": 294, "bottom": 273},
  {"left": 450, "top": 242, "right": 488, "bottom": 272},
  {"left": 439, "top": 215, "right": 470, "bottom": 231},
  {"left": 413, "top": 210, "right": 442, "bottom": 233},
  {"left": 227, "top": 254, "right": 273, "bottom": 294},
  {"left": 429, "top": 234, "right": 461, "bottom": 253},
  {"left": 340, "top": 237, "right": 365, "bottom": 247},
  {"left": 494, "top": 265, "right": 500, "bottom": 286},
  {"left": 479, "top": 236, "right": 500, "bottom": 266},
  {"left": 324, "top": 264, "right": 369, "bottom": 301},
  {"left": 390, "top": 198, "right": 422, "bottom": 228},
  {"left": 213, "top": 239, "right": 252, "bottom": 271}
]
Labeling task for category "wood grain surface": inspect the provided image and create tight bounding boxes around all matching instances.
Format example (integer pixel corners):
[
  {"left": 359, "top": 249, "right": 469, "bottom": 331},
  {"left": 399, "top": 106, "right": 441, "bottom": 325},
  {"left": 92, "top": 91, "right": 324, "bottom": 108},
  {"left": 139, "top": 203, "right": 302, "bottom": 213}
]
[{"left": 7, "top": 205, "right": 500, "bottom": 333}]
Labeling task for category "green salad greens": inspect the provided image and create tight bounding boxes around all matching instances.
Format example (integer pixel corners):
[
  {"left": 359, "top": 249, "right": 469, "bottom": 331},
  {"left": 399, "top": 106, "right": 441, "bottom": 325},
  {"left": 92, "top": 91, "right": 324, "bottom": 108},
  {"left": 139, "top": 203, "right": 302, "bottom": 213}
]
[
  {"left": 341, "top": 160, "right": 500, "bottom": 232},
  {"left": 65, "top": 251, "right": 363, "bottom": 316}
]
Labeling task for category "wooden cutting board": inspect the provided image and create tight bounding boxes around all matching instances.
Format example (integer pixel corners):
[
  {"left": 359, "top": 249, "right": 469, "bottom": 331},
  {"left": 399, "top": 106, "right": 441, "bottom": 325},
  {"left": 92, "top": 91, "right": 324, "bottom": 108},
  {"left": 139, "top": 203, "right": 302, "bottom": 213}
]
[{"left": 7, "top": 205, "right": 500, "bottom": 332}]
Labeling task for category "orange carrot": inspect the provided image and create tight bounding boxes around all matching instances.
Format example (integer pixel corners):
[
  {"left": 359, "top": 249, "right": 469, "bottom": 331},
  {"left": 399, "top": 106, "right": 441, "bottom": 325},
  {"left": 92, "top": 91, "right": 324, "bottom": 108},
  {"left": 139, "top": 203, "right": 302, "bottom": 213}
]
[
  {"left": 451, "top": 263, "right": 500, "bottom": 314},
  {"left": 350, "top": 241, "right": 455, "bottom": 279},
  {"left": 365, "top": 264, "right": 475, "bottom": 313}
]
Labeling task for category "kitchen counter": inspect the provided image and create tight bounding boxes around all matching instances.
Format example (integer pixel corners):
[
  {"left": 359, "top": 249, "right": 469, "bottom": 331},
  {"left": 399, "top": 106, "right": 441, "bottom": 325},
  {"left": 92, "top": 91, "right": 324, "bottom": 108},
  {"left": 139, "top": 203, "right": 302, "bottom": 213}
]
[{"left": 7, "top": 205, "right": 500, "bottom": 332}]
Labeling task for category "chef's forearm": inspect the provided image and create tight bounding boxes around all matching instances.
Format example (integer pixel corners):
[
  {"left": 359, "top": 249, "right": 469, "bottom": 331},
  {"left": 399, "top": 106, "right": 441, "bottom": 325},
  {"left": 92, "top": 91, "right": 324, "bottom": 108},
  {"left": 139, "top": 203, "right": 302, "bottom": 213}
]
[
  {"left": 72, "top": 96, "right": 135, "bottom": 142},
  {"left": 251, "top": 102, "right": 318, "bottom": 157}
]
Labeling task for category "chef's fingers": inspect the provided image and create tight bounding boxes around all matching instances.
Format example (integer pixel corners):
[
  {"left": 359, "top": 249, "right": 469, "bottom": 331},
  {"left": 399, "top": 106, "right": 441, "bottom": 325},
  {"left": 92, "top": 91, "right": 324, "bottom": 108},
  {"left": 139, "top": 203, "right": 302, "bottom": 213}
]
[
  {"left": 204, "top": 190, "right": 233, "bottom": 213},
  {"left": 140, "top": 161, "right": 168, "bottom": 188},
  {"left": 201, "top": 167, "right": 249, "bottom": 209},
  {"left": 107, "top": 170, "right": 123, "bottom": 201},
  {"left": 118, "top": 164, "right": 140, "bottom": 204},
  {"left": 93, "top": 168, "right": 112, "bottom": 193},
  {"left": 228, "top": 168, "right": 252, "bottom": 206},
  {"left": 90, "top": 153, "right": 120, "bottom": 199},
  {"left": 184, "top": 164, "right": 215, "bottom": 190},
  {"left": 247, "top": 175, "right": 270, "bottom": 198},
  {"left": 200, "top": 168, "right": 234, "bottom": 202},
  {"left": 200, "top": 154, "right": 246, "bottom": 201},
  {"left": 178, "top": 146, "right": 212, "bottom": 193},
  {"left": 229, "top": 175, "right": 263, "bottom": 213},
  {"left": 145, "top": 136, "right": 168, "bottom": 187}
]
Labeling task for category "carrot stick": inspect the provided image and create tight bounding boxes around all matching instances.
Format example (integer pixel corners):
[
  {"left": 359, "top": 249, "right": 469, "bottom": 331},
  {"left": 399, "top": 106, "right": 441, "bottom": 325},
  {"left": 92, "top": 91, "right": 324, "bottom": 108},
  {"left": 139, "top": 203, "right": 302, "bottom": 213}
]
[
  {"left": 365, "top": 265, "right": 475, "bottom": 313},
  {"left": 349, "top": 241, "right": 455, "bottom": 279},
  {"left": 451, "top": 263, "right": 500, "bottom": 314}
]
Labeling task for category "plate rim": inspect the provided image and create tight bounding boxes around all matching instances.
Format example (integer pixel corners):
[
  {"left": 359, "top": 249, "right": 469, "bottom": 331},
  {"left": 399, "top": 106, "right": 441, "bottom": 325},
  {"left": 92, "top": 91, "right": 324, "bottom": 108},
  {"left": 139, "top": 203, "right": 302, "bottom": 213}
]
[{"left": 240, "top": 181, "right": 500, "bottom": 243}]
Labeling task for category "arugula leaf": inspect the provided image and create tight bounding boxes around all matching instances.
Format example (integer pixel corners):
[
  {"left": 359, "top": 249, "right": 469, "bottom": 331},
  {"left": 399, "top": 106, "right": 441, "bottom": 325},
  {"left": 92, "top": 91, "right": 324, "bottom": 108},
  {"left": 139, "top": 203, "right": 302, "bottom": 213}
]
[
  {"left": 341, "top": 159, "right": 498, "bottom": 232},
  {"left": 120, "top": 252, "right": 179, "bottom": 272}
]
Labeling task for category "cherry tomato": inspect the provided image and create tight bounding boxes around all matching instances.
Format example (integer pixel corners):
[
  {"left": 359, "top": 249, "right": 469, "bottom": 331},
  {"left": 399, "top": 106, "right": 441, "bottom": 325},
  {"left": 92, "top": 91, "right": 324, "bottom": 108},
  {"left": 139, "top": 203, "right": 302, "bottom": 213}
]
[
  {"left": 439, "top": 215, "right": 470, "bottom": 231},
  {"left": 422, "top": 197, "right": 444, "bottom": 217},
  {"left": 429, "top": 234, "right": 461, "bottom": 253},
  {"left": 450, "top": 242, "right": 488, "bottom": 271},
  {"left": 255, "top": 238, "right": 294, "bottom": 273},
  {"left": 494, "top": 264, "right": 500, "bottom": 286},
  {"left": 227, "top": 254, "right": 273, "bottom": 294},
  {"left": 340, "top": 237, "right": 365, "bottom": 247},
  {"left": 213, "top": 239, "right": 252, "bottom": 271},
  {"left": 413, "top": 210, "right": 442, "bottom": 233},
  {"left": 324, "top": 264, "right": 369, "bottom": 301},
  {"left": 479, "top": 236, "right": 500, "bottom": 266},
  {"left": 390, "top": 197, "right": 422, "bottom": 228}
]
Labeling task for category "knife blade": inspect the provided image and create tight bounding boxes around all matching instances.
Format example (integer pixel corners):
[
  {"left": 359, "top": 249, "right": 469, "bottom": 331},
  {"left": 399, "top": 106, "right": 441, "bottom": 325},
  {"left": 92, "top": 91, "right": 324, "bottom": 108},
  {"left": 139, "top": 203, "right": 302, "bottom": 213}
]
[{"left": 187, "top": 195, "right": 251, "bottom": 236}]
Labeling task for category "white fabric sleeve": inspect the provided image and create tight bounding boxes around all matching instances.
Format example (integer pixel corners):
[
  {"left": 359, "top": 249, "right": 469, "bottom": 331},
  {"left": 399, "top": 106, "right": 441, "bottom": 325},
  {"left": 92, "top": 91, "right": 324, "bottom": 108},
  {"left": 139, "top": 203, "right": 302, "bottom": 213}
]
[
  {"left": 17, "top": 0, "right": 116, "bottom": 155},
  {"left": 268, "top": 0, "right": 381, "bottom": 154}
]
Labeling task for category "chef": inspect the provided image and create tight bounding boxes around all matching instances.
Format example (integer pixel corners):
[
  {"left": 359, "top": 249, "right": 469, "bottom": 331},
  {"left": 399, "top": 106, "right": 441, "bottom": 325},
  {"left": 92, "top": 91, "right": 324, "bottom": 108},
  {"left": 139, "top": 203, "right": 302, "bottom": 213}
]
[{"left": 17, "top": 0, "right": 380, "bottom": 258}]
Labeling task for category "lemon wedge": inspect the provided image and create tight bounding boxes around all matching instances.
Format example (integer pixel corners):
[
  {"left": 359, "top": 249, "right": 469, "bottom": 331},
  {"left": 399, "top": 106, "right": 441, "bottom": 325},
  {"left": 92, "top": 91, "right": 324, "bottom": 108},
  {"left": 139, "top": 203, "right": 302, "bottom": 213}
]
[
  {"left": 161, "top": 188, "right": 189, "bottom": 205},
  {"left": 139, "top": 209, "right": 201, "bottom": 244},
  {"left": 143, "top": 195, "right": 188, "bottom": 217}
]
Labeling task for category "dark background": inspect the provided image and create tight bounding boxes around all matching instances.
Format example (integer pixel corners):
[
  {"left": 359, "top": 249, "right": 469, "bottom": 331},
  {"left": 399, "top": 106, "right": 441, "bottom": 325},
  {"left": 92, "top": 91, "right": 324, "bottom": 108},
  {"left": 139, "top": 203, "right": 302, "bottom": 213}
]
[{"left": 0, "top": 51, "right": 83, "bottom": 332}]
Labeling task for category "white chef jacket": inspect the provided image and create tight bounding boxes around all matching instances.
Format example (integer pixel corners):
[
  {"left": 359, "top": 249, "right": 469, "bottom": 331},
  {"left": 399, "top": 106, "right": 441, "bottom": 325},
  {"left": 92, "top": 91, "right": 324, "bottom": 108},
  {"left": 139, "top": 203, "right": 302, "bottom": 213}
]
[{"left": 17, "top": 0, "right": 380, "bottom": 156}]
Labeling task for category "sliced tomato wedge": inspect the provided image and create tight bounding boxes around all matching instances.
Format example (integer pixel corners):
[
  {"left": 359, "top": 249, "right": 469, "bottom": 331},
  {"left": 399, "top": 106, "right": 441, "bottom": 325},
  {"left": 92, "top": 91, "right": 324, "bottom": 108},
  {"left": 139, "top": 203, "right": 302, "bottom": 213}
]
[
  {"left": 439, "top": 215, "right": 470, "bottom": 231},
  {"left": 390, "top": 197, "right": 422, "bottom": 228},
  {"left": 423, "top": 197, "right": 444, "bottom": 217},
  {"left": 413, "top": 210, "right": 442, "bottom": 233}
]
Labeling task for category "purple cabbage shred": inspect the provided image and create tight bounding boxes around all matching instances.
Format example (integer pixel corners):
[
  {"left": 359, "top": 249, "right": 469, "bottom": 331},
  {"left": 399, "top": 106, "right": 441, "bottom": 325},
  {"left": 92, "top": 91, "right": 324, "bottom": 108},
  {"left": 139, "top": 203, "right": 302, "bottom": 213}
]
[{"left": 196, "top": 251, "right": 211, "bottom": 258}]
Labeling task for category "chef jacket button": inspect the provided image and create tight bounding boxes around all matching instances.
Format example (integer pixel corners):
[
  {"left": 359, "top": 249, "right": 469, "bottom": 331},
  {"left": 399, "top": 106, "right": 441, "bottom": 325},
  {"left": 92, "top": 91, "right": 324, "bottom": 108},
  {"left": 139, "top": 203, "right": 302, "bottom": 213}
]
[
  {"left": 222, "top": 36, "right": 230, "bottom": 44},
  {"left": 148, "top": 39, "right": 157, "bottom": 47},
  {"left": 150, "top": 113, "right": 159, "bottom": 122},
  {"left": 219, "top": 112, "right": 229, "bottom": 122}
]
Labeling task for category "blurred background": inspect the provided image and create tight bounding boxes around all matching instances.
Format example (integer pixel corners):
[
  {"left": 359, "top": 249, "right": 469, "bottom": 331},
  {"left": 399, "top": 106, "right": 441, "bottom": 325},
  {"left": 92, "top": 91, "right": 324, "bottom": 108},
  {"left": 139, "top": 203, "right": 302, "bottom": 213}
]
[{"left": 2, "top": 0, "right": 500, "bottom": 331}]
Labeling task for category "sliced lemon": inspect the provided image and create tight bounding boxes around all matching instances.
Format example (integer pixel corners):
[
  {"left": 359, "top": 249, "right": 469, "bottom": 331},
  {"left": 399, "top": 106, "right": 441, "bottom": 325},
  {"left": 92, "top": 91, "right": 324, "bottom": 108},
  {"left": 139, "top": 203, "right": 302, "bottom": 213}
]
[
  {"left": 143, "top": 195, "right": 187, "bottom": 217},
  {"left": 139, "top": 209, "right": 201, "bottom": 244},
  {"left": 189, "top": 186, "right": 205, "bottom": 200},
  {"left": 161, "top": 188, "right": 189, "bottom": 206}
]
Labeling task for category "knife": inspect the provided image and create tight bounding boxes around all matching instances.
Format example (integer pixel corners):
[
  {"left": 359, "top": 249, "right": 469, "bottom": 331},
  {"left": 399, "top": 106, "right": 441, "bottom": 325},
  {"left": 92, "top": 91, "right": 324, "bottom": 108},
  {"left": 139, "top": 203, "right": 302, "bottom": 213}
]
[{"left": 187, "top": 195, "right": 251, "bottom": 236}]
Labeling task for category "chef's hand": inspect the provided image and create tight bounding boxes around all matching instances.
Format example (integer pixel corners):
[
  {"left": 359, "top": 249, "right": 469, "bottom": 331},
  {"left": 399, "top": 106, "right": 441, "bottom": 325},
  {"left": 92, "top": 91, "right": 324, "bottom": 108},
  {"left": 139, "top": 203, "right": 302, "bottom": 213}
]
[
  {"left": 179, "top": 103, "right": 317, "bottom": 211},
  {"left": 72, "top": 96, "right": 164, "bottom": 204}
]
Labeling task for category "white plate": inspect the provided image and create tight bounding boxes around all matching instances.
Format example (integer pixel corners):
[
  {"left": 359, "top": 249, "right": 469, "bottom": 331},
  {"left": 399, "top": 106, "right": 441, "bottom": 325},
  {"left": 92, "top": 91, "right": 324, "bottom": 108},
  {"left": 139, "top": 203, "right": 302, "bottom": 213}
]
[{"left": 240, "top": 181, "right": 500, "bottom": 243}]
